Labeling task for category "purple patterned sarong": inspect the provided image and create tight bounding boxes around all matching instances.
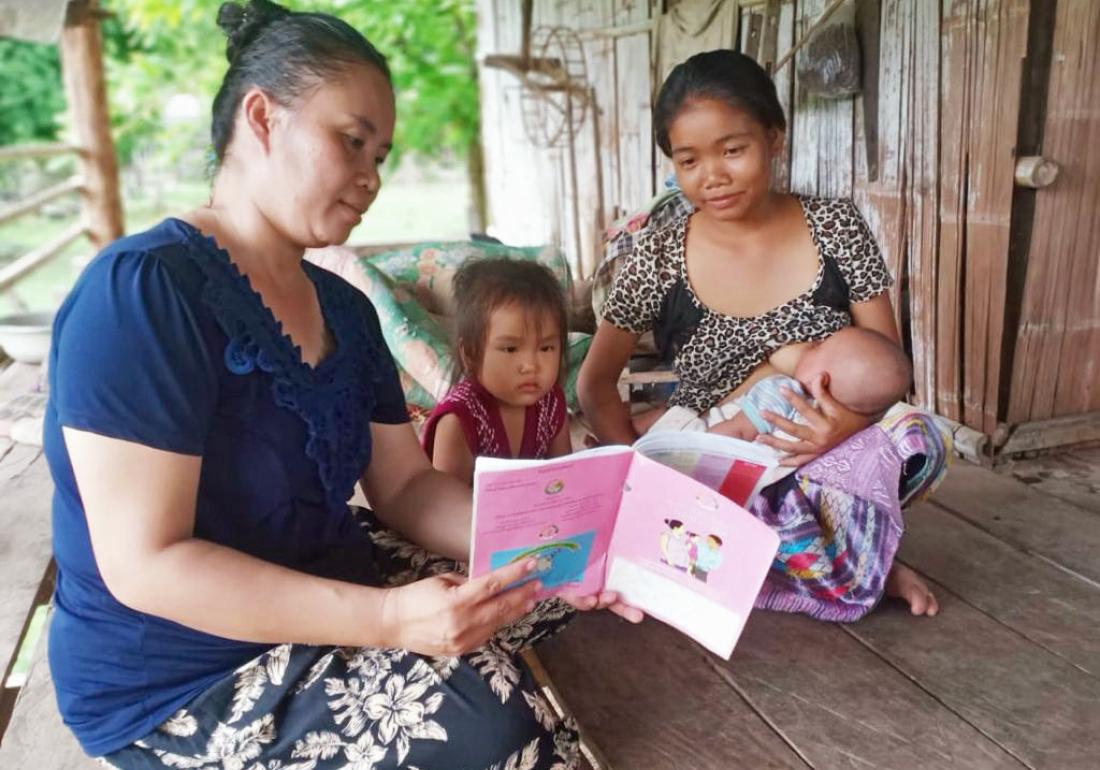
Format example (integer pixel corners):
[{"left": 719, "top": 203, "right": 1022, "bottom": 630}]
[{"left": 750, "top": 408, "right": 951, "bottom": 622}]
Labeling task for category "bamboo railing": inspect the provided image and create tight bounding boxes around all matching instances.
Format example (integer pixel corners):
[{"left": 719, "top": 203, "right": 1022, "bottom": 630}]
[
  {"left": 0, "top": 0, "right": 122, "bottom": 301},
  {"left": 0, "top": 145, "right": 86, "bottom": 296}
]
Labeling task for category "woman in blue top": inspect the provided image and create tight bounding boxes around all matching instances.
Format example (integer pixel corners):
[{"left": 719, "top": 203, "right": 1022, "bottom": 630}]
[{"left": 43, "top": 2, "right": 638, "bottom": 767}]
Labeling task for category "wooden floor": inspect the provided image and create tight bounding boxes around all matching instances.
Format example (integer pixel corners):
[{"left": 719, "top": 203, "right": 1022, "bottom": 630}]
[
  {"left": 0, "top": 353, "right": 1096, "bottom": 767},
  {"left": 538, "top": 457, "right": 1100, "bottom": 770}
]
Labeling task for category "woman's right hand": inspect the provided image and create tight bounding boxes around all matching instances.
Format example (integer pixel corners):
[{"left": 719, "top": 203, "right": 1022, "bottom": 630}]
[{"left": 379, "top": 558, "right": 543, "bottom": 656}]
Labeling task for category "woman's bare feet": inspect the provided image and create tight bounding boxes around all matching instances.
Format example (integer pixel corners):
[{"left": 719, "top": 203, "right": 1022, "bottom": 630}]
[{"left": 885, "top": 563, "right": 939, "bottom": 616}]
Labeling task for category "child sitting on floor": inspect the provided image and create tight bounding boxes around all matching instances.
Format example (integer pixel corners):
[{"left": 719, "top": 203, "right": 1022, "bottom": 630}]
[
  {"left": 421, "top": 257, "right": 573, "bottom": 485},
  {"left": 651, "top": 326, "right": 912, "bottom": 444}
]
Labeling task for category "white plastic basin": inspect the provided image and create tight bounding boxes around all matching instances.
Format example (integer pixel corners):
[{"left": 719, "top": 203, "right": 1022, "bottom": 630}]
[{"left": 0, "top": 311, "right": 54, "bottom": 364}]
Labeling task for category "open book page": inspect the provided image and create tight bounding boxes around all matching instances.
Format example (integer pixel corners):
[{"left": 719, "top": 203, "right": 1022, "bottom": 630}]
[
  {"left": 632, "top": 431, "right": 791, "bottom": 507},
  {"left": 603, "top": 454, "right": 780, "bottom": 659},
  {"left": 470, "top": 446, "right": 635, "bottom": 598}
]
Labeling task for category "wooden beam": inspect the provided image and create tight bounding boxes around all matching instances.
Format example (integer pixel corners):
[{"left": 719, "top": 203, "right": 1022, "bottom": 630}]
[
  {"left": 0, "top": 143, "right": 79, "bottom": 161},
  {"left": 0, "top": 224, "right": 87, "bottom": 293},
  {"left": 59, "top": 0, "right": 123, "bottom": 251},
  {"left": 999, "top": 411, "right": 1100, "bottom": 456},
  {"left": 0, "top": 178, "right": 83, "bottom": 228}
]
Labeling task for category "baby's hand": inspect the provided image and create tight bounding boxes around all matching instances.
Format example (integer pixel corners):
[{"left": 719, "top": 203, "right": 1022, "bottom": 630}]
[{"left": 707, "top": 411, "right": 759, "bottom": 441}]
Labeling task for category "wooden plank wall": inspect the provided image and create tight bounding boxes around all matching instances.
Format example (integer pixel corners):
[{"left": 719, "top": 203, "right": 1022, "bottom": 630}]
[
  {"left": 853, "top": 1, "right": 940, "bottom": 412},
  {"left": 1006, "top": 0, "right": 1100, "bottom": 424},
  {"left": 476, "top": 0, "right": 660, "bottom": 280},
  {"left": 476, "top": 0, "right": 1096, "bottom": 436},
  {"left": 946, "top": 0, "right": 1031, "bottom": 435}
]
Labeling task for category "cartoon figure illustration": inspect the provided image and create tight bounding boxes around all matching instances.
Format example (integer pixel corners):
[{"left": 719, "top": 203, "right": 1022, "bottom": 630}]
[
  {"left": 489, "top": 530, "right": 597, "bottom": 591},
  {"left": 659, "top": 519, "right": 694, "bottom": 572},
  {"left": 544, "top": 479, "right": 565, "bottom": 495},
  {"left": 505, "top": 540, "right": 580, "bottom": 586},
  {"left": 537, "top": 523, "right": 560, "bottom": 540},
  {"left": 692, "top": 534, "right": 724, "bottom": 583}
]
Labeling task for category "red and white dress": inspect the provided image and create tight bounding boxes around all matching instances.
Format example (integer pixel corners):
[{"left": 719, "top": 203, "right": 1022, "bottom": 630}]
[{"left": 421, "top": 377, "right": 566, "bottom": 461}]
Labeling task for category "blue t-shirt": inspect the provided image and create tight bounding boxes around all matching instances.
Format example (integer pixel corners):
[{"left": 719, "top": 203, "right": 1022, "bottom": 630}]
[{"left": 42, "top": 219, "right": 409, "bottom": 756}]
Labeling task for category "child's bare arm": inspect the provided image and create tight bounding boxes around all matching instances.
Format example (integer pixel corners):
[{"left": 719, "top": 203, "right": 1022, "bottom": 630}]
[
  {"left": 430, "top": 414, "right": 476, "bottom": 486},
  {"left": 707, "top": 411, "right": 759, "bottom": 441},
  {"left": 548, "top": 420, "right": 573, "bottom": 457}
]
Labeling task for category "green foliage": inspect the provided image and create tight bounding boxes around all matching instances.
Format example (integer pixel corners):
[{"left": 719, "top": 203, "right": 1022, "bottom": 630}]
[
  {"left": 335, "top": 0, "right": 480, "bottom": 163},
  {"left": 100, "top": 0, "right": 480, "bottom": 167},
  {"left": 0, "top": 39, "right": 66, "bottom": 145}
]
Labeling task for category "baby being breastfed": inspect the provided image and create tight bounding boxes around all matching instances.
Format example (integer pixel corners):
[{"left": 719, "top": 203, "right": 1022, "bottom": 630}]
[{"left": 650, "top": 326, "right": 913, "bottom": 443}]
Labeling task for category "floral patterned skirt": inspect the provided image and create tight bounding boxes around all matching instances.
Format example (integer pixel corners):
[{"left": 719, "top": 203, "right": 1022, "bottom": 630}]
[{"left": 102, "top": 512, "right": 579, "bottom": 770}]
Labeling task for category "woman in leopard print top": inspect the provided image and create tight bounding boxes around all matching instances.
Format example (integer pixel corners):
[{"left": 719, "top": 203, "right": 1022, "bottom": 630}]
[
  {"left": 599, "top": 194, "right": 893, "bottom": 416},
  {"left": 578, "top": 50, "right": 945, "bottom": 618}
]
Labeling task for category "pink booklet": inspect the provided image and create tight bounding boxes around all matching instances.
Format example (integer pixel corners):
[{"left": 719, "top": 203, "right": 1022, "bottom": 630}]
[{"left": 470, "top": 446, "right": 780, "bottom": 659}]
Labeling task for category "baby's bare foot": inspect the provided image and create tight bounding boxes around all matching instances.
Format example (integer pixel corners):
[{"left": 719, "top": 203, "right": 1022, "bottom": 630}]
[{"left": 885, "top": 563, "right": 939, "bottom": 616}]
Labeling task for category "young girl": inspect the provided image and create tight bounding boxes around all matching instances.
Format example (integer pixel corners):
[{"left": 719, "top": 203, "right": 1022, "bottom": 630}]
[{"left": 422, "top": 257, "right": 573, "bottom": 484}]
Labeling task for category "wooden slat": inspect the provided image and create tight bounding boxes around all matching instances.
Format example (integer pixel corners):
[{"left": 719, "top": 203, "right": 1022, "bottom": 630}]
[
  {"left": 898, "top": 0, "right": 939, "bottom": 412},
  {"left": 854, "top": 0, "right": 882, "bottom": 183},
  {"left": 717, "top": 612, "right": 1026, "bottom": 769},
  {"left": 771, "top": 0, "right": 796, "bottom": 191},
  {"left": 0, "top": 223, "right": 88, "bottom": 293},
  {"left": 60, "top": 0, "right": 124, "bottom": 250},
  {"left": 902, "top": 502, "right": 1100, "bottom": 675},
  {"left": 852, "top": 0, "right": 939, "bottom": 410},
  {"left": 538, "top": 612, "right": 810, "bottom": 770},
  {"left": 788, "top": 0, "right": 854, "bottom": 199},
  {"left": 759, "top": 0, "right": 782, "bottom": 72},
  {"left": 1006, "top": 0, "right": 1100, "bottom": 423},
  {"left": 947, "top": 0, "right": 1029, "bottom": 434},
  {"left": 1000, "top": 411, "right": 1100, "bottom": 456},
  {"left": 933, "top": 0, "right": 970, "bottom": 423},
  {"left": 610, "top": 0, "right": 653, "bottom": 212},
  {"left": 0, "top": 177, "right": 83, "bottom": 228},
  {"left": 847, "top": 584, "right": 1100, "bottom": 769},
  {"left": 521, "top": 649, "right": 600, "bottom": 770},
  {"left": 0, "top": 143, "right": 79, "bottom": 161},
  {"left": 930, "top": 461, "right": 1100, "bottom": 585},
  {"left": 573, "top": 0, "right": 614, "bottom": 278}
]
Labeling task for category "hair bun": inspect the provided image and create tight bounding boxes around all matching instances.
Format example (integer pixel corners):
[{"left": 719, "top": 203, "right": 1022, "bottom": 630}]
[{"left": 216, "top": 0, "right": 290, "bottom": 63}]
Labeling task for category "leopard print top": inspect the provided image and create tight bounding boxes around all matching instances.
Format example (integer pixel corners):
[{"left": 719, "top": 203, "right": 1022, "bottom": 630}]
[{"left": 601, "top": 195, "right": 894, "bottom": 413}]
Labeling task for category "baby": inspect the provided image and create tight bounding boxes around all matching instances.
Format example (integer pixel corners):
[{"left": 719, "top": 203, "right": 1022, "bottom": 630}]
[{"left": 652, "top": 327, "right": 912, "bottom": 442}]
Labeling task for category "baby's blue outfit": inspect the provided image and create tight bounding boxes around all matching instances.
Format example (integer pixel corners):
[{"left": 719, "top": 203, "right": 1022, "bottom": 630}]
[{"left": 739, "top": 375, "right": 808, "bottom": 435}]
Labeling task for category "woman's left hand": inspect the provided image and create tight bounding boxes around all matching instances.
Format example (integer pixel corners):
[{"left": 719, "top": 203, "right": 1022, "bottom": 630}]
[
  {"left": 562, "top": 590, "right": 644, "bottom": 623},
  {"left": 756, "top": 373, "right": 874, "bottom": 467}
]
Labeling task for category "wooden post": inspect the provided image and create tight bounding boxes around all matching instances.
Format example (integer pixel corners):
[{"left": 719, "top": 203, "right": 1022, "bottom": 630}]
[{"left": 59, "top": 0, "right": 123, "bottom": 250}]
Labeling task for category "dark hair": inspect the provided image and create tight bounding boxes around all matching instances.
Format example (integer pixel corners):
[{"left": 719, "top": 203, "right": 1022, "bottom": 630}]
[
  {"left": 452, "top": 257, "right": 568, "bottom": 381},
  {"left": 211, "top": 0, "right": 391, "bottom": 164},
  {"left": 654, "top": 49, "right": 786, "bottom": 157}
]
